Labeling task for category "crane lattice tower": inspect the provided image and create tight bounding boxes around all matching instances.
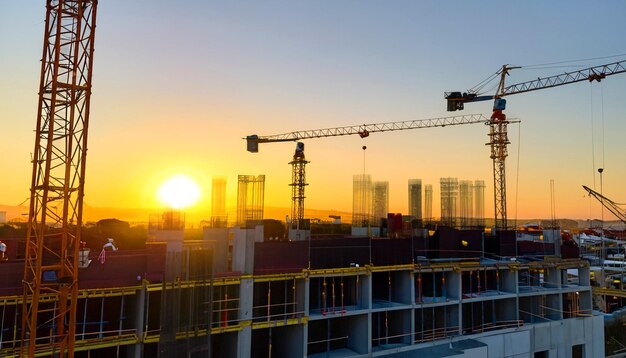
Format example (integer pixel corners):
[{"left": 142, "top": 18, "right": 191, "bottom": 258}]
[
  {"left": 21, "top": 1, "right": 98, "bottom": 356},
  {"left": 289, "top": 142, "right": 309, "bottom": 229}
]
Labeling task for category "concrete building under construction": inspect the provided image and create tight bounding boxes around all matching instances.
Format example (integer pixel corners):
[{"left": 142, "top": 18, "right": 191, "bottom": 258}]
[{"left": 0, "top": 220, "right": 603, "bottom": 357}]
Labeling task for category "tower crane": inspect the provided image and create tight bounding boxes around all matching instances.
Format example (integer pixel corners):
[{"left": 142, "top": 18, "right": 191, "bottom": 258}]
[
  {"left": 246, "top": 113, "right": 503, "bottom": 228},
  {"left": 289, "top": 142, "right": 309, "bottom": 232},
  {"left": 446, "top": 60, "right": 626, "bottom": 231},
  {"left": 21, "top": 1, "right": 98, "bottom": 356}
]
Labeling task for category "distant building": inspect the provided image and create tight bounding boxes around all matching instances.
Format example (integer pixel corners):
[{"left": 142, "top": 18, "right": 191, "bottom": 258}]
[
  {"left": 371, "top": 181, "right": 389, "bottom": 225},
  {"left": 211, "top": 177, "right": 227, "bottom": 227},
  {"left": 352, "top": 174, "right": 372, "bottom": 227},
  {"left": 236, "top": 175, "right": 265, "bottom": 228},
  {"left": 440, "top": 177, "right": 459, "bottom": 227},
  {"left": 424, "top": 184, "right": 433, "bottom": 224},
  {"left": 474, "top": 180, "right": 486, "bottom": 227},
  {"left": 408, "top": 179, "right": 422, "bottom": 225},
  {"left": 459, "top": 180, "right": 474, "bottom": 227}
]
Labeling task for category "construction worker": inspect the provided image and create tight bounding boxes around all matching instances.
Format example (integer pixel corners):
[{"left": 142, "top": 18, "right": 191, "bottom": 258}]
[
  {"left": 102, "top": 238, "right": 118, "bottom": 251},
  {"left": 0, "top": 240, "right": 7, "bottom": 261},
  {"left": 98, "top": 238, "right": 118, "bottom": 264}
]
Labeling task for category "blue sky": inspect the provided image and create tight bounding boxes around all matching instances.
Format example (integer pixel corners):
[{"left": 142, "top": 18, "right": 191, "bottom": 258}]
[{"left": 1, "top": 1, "right": 626, "bottom": 222}]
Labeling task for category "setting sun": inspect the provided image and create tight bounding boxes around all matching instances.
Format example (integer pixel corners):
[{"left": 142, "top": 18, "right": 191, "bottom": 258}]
[{"left": 157, "top": 174, "right": 202, "bottom": 209}]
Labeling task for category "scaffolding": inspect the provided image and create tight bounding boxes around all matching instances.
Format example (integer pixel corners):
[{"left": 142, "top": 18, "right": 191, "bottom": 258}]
[
  {"left": 237, "top": 175, "right": 265, "bottom": 228},
  {"left": 211, "top": 177, "right": 228, "bottom": 228},
  {"left": 352, "top": 175, "right": 372, "bottom": 227},
  {"left": 474, "top": 180, "right": 486, "bottom": 227},
  {"left": 424, "top": 184, "right": 433, "bottom": 225},
  {"left": 408, "top": 179, "right": 423, "bottom": 227},
  {"left": 459, "top": 180, "right": 474, "bottom": 228},
  {"left": 372, "top": 181, "right": 389, "bottom": 225},
  {"left": 149, "top": 211, "right": 185, "bottom": 232},
  {"left": 440, "top": 178, "right": 459, "bottom": 227}
]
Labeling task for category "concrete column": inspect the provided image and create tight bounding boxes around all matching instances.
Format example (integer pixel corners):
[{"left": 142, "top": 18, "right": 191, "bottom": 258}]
[
  {"left": 237, "top": 327, "right": 252, "bottom": 358},
  {"left": 361, "top": 273, "right": 372, "bottom": 310},
  {"left": 396, "top": 270, "right": 413, "bottom": 304},
  {"left": 232, "top": 229, "right": 255, "bottom": 274},
  {"left": 578, "top": 267, "right": 591, "bottom": 286},
  {"left": 350, "top": 314, "right": 370, "bottom": 355},
  {"left": 502, "top": 269, "right": 517, "bottom": 293},
  {"left": 237, "top": 278, "right": 253, "bottom": 357},
  {"left": 544, "top": 229, "right": 561, "bottom": 257},
  {"left": 203, "top": 228, "right": 229, "bottom": 273},
  {"left": 302, "top": 322, "right": 309, "bottom": 357},
  {"left": 546, "top": 267, "right": 560, "bottom": 289},
  {"left": 299, "top": 278, "right": 308, "bottom": 317},
  {"left": 446, "top": 270, "right": 461, "bottom": 300},
  {"left": 131, "top": 283, "right": 147, "bottom": 357}
]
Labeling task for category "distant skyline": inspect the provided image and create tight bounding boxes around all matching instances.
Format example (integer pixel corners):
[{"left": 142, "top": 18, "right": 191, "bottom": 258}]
[{"left": 1, "top": 1, "right": 626, "bottom": 223}]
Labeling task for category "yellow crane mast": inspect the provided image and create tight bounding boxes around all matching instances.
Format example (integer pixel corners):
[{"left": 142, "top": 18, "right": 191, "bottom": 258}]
[{"left": 21, "top": 1, "right": 98, "bottom": 356}]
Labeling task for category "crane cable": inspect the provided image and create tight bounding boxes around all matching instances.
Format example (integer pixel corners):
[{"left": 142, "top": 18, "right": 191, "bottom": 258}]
[
  {"left": 465, "top": 53, "right": 626, "bottom": 100},
  {"left": 587, "top": 80, "right": 608, "bottom": 222},
  {"left": 520, "top": 53, "right": 626, "bottom": 69},
  {"left": 588, "top": 82, "right": 596, "bottom": 221},
  {"left": 469, "top": 71, "right": 501, "bottom": 95},
  {"left": 513, "top": 121, "right": 522, "bottom": 228},
  {"left": 600, "top": 81, "right": 605, "bottom": 171}
]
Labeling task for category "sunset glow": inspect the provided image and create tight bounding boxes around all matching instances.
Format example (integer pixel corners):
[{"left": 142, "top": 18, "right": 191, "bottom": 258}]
[{"left": 157, "top": 174, "right": 201, "bottom": 209}]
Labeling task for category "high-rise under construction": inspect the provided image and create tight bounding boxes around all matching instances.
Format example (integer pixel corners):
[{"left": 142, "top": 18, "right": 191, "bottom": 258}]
[
  {"left": 372, "top": 181, "right": 389, "bottom": 225},
  {"left": 236, "top": 175, "right": 265, "bottom": 227},
  {"left": 211, "top": 177, "right": 227, "bottom": 227},
  {"left": 352, "top": 174, "right": 372, "bottom": 227},
  {"left": 408, "top": 179, "right": 422, "bottom": 226},
  {"left": 440, "top": 177, "right": 459, "bottom": 227},
  {"left": 424, "top": 184, "right": 433, "bottom": 225}
]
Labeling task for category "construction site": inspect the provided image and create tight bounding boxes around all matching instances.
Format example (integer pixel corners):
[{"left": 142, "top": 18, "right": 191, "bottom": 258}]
[{"left": 1, "top": 1, "right": 626, "bottom": 358}]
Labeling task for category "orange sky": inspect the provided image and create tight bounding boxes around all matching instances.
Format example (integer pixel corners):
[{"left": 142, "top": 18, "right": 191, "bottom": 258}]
[{"left": 1, "top": 2, "right": 626, "bottom": 224}]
